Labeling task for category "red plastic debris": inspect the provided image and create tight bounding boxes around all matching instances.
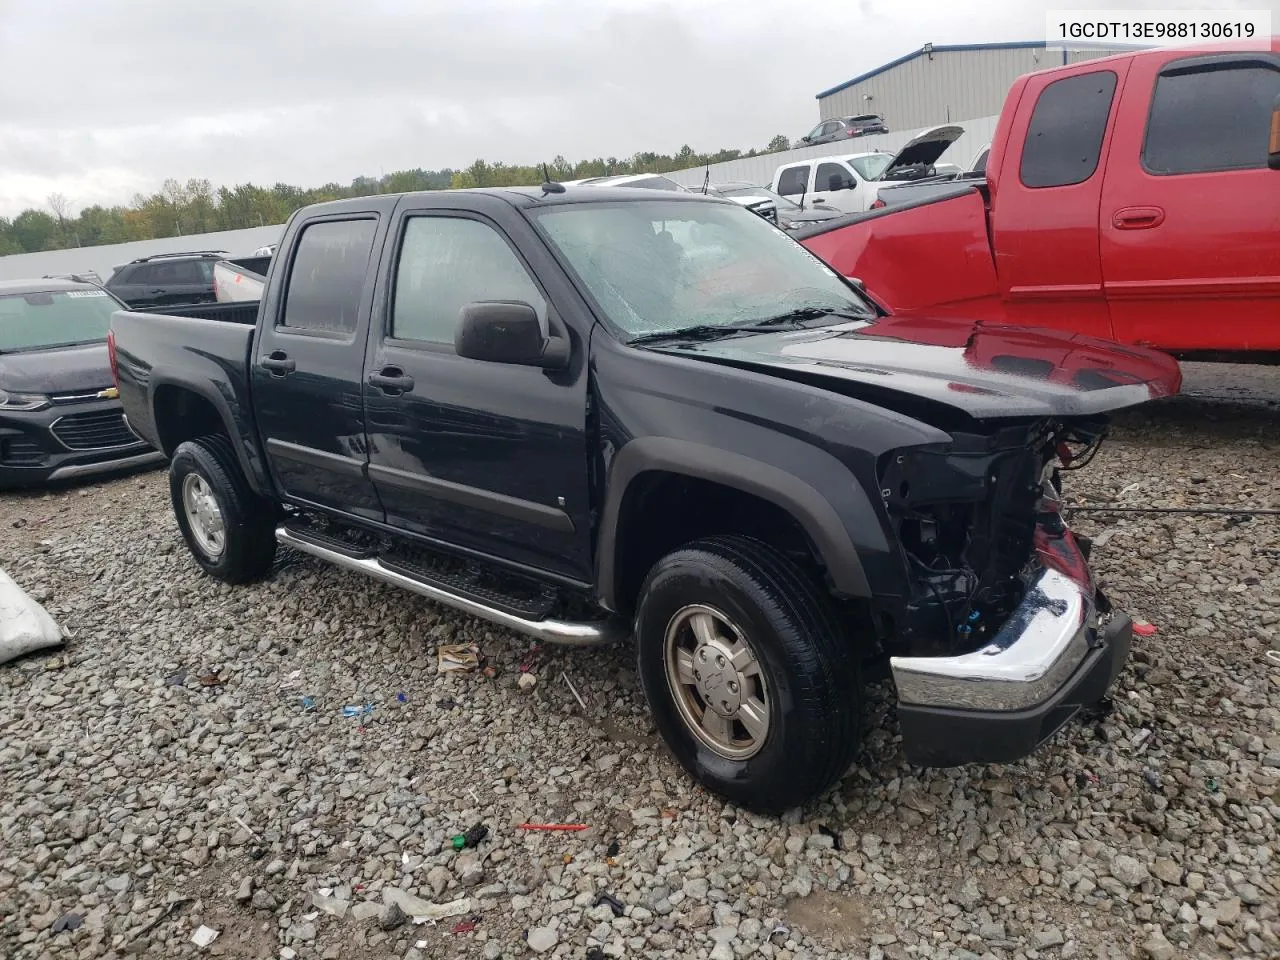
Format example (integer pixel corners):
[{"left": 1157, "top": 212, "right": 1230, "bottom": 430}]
[
  {"left": 518, "top": 823, "right": 589, "bottom": 832},
  {"left": 451, "top": 920, "right": 476, "bottom": 935},
  {"left": 1132, "top": 621, "right": 1157, "bottom": 637}
]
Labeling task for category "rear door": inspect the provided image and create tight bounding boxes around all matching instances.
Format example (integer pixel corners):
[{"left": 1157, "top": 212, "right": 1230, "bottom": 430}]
[
  {"left": 152, "top": 259, "right": 215, "bottom": 306},
  {"left": 362, "top": 194, "right": 593, "bottom": 583},
  {"left": 252, "top": 204, "right": 393, "bottom": 522},
  {"left": 774, "top": 163, "right": 811, "bottom": 199},
  {"left": 1100, "top": 50, "right": 1280, "bottom": 351}
]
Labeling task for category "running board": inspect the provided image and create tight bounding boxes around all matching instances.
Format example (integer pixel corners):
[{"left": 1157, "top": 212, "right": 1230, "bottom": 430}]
[{"left": 275, "top": 526, "right": 627, "bottom": 647}]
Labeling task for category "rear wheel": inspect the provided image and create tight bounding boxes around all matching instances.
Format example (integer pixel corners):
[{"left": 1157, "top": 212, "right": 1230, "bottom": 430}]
[
  {"left": 169, "top": 436, "right": 276, "bottom": 583},
  {"left": 635, "top": 535, "right": 862, "bottom": 814}
]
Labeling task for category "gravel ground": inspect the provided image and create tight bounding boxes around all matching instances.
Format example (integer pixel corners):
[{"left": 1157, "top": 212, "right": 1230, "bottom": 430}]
[{"left": 2, "top": 363, "right": 1278, "bottom": 960}]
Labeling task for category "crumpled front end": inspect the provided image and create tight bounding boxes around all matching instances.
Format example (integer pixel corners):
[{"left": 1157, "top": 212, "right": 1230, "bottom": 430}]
[{"left": 877, "top": 417, "right": 1132, "bottom": 766}]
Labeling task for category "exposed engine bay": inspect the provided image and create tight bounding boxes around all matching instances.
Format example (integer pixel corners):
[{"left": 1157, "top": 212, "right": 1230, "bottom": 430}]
[{"left": 878, "top": 416, "right": 1108, "bottom": 656}]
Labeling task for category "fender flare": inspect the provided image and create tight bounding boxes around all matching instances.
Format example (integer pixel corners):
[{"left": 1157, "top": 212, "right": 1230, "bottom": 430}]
[
  {"left": 150, "top": 376, "right": 269, "bottom": 497},
  {"left": 596, "top": 436, "right": 877, "bottom": 609}
]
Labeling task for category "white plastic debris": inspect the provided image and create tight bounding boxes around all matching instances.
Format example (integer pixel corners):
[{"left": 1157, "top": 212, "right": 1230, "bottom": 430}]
[
  {"left": 0, "top": 568, "right": 64, "bottom": 666},
  {"left": 191, "top": 925, "right": 219, "bottom": 948}
]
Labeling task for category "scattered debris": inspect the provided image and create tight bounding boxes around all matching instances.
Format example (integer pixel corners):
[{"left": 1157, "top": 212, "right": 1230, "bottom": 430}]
[
  {"left": 517, "top": 672, "right": 538, "bottom": 692},
  {"left": 191, "top": 925, "right": 219, "bottom": 948},
  {"left": 437, "top": 643, "right": 480, "bottom": 673},
  {"left": 481, "top": 663, "right": 498, "bottom": 679},
  {"left": 561, "top": 670, "right": 589, "bottom": 711},
  {"left": 280, "top": 668, "right": 302, "bottom": 687},
  {"left": 594, "top": 891, "right": 625, "bottom": 918},
  {"left": 342, "top": 703, "right": 374, "bottom": 719},
  {"left": 300, "top": 696, "right": 316, "bottom": 712},
  {"left": 772, "top": 922, "right": 790, "bottom": 937},
  {"left": 51, "top": 912, "right": 83, "bottom": 933},
  {"left": 1205, "top": 777, "right": 1220, "bottom": 793},
  {"left": 11, "top": 518, "right": 26, "bottom": 528},
  {"left": 1132, "top": 620, "right": 1158, "bottom": 637},
  {"left": 0, "top": 568, "right": 65, "bottom": 665},
  {"left": 164, "top": 671, "right": 187, "bottom": 686},
  {"left": 451, "top": 823, "right": 489, "bottom": 850},
  {"left": 519, "top": 644, "right": 543, "bottom": 672},
  {"left": 127, "top": 897, "right": 194, "bottom": 943},
  {"left": 519, "top": 822, "right": 589, "bottom": 832},
  {"left": 606, "top": 839, "right": 621, "bottom": 858},
  {"left": 197, "top": 673, "right": 224, "bottom": 687},
  {"left": 231, "top": 814, "right": 260, "bottom": 839},
  {"left": 396, "top": 692, "right": 408, "bottom": 703},
  {"left": 451, "top": 919, "right": 476, "bottom": 934}
]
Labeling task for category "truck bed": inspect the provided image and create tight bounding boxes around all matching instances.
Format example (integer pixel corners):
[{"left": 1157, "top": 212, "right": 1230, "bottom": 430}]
[
  {"left": 134, "top": 301, "right": 260, "bottom": 325},
  {"left": 796, "top": 185, "right": 1003, "bottom": 318},
  {"left": 111, "top": 307, "right": 260, "bottom": 468}
]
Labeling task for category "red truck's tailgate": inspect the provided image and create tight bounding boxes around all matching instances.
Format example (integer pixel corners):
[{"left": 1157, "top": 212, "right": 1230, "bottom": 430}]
[{"left": 800, "top": 189, "right": 1003, "bottom": 319}]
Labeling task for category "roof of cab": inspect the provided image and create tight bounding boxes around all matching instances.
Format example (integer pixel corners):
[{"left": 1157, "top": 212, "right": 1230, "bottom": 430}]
[
  {"left": 0, "top": 277, "right": 102, "bottom": 296},
  {"left": 295, "top": 185, "right": 730, "bottom": 218}
]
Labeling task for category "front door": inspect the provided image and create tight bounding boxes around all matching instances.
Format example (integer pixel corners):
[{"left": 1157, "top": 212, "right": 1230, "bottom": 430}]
[
  {"left": 363, "top": 196, "right": 593, "bottom": 583},
  {"left": 252, "top": 208, "right": 391, "bottom": 522},
  {"left": 1100, "top": 50, "right": 1280, "bottom": 351},
  {"left": 812, "top": 160, "right": 863, "bottom": 211}
]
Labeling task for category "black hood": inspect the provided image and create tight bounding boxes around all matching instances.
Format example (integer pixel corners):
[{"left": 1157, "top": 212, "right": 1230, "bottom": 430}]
[
  {"left": 646, "top": 314, "right": 1182, "bottom": 422},
  {"left": 0, "top": 341, "right": 113, "bottom": 395}
]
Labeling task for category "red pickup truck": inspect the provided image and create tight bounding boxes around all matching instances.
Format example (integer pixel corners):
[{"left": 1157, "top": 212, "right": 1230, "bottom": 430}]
[{"left": 798, "top": 41, "right": 1280, "bottom": 360}]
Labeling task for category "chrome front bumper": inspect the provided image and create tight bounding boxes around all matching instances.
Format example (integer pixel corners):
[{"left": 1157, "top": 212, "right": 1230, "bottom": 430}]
[
  {"left": 891, "top": 563, "right": 1093, "bottom": 711},
  {"left": 890, "top": 527, "right": 1131, "bottom": 767}
]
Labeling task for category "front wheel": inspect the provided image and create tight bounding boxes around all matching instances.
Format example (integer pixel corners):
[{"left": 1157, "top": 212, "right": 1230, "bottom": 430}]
[
  {"left": 635, "top": 535, "right": 862, "bottom": 814},
  {"left": 169, "top": 437, "right": 276, "bottom": 584}
]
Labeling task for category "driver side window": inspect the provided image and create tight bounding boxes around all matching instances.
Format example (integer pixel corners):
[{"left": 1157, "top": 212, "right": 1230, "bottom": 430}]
[
  {"left": 816, "top": 161, "right": 856, "bottom": 192},
  {"left": 392, "top": 216, "right": 547, "bottom": 346}
]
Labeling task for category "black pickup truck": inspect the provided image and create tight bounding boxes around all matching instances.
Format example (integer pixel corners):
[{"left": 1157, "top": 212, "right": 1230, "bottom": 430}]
[{"left": 109, "top": 185, "right": 1179, "bottom": 812}]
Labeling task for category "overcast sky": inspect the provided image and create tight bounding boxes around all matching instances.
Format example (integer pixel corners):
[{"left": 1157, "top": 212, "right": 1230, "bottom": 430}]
[{"left": 0, "top": 0, "right": 1274, "bottom": 216}]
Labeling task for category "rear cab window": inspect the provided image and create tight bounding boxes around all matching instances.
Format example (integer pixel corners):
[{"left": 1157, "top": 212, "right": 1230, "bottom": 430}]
[
  {"left": 280, "top": 219, "right": 378, "bottom": 336},
  {"left": 1019, "top": 70, "right": 1118, "bottom": 188},
  {"left": 1142, "top": 56, "right": 1280, "bottom": 174}
]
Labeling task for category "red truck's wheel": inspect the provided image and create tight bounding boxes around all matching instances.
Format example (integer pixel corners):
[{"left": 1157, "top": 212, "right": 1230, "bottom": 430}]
[
  {"left": 635, "top": 535, "right": 862, "bottom": 814},
  {"left": 169, "top": 437, "right": 276, "bottom": 584}
]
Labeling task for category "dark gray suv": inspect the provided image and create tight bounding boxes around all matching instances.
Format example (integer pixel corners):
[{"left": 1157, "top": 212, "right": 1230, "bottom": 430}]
[
  {"left": 799, "top": 115, "right": 890, "bottom": 145},
  {"left": 104, "top": 251, "right": 227, "bottom": 309}
]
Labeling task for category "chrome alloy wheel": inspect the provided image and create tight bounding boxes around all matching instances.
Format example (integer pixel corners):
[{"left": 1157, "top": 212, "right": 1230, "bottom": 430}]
[
  {"left": 663, "top": 603, "right": 771, "bottom": 759},
  {"left": 181, "top": 472, "right": 226, "bottom": 558}
]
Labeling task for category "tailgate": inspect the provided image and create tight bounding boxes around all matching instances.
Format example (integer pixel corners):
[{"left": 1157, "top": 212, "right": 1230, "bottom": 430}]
[{"left": 798, "top": 186, "right": 1001, "bottom": 316}]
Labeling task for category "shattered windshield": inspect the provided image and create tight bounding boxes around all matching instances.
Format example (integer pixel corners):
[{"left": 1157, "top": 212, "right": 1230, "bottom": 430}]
[{"left": 532, "top": 200, "right": 871, "bottom": 339}]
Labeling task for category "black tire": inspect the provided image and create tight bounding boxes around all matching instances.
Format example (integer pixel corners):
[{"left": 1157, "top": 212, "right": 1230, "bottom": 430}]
[
  {"left": 635, "top": 535, "right": 862, "bottom": 814},
  {"left": 169, "top": 436, "right": 276, "bottom": 584}
]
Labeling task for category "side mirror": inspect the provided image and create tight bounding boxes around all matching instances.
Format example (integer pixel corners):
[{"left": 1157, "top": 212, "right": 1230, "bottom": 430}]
[
  {"left": 800, "top": 135, "right": 811, "bottom": 143},
  {"left": 455, "top": 301, "right": 569, "bottom": 370},
  {"left": 1270, "top": 99, "right": 1280, "bottom": 170},
  {"left": 827, "top": 174, "right": 851, "bottom": 192}
]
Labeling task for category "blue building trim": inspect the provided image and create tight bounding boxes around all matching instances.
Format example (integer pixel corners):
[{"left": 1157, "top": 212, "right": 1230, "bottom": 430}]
[{"left": 815, "top": 41, "right": 1053, "bottom": 100}]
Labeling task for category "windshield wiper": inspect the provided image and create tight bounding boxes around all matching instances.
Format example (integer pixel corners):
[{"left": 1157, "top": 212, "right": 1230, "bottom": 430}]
[
  {"left": 742, "top": 305, "right": 870, "bottom": 329},
  {"left": 629, "top": 325, "right": 752, "bottom": 345}
]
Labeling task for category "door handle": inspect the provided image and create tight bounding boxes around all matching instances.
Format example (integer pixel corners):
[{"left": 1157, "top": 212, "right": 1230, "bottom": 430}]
[
  {"left": 368, "top": 368, "right": 415, "bottom": 395},
  {"left": 1112, "top": 206, "right": 1165, "bottom": 230},
  {"left": 261, "top": 351, "right": 296, "bottom": 376}
]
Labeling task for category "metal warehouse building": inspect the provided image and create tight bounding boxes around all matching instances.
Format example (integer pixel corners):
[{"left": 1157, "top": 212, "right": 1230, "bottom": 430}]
[{"left": 815, "top": 41, "right": 1135, "bottom": 130}]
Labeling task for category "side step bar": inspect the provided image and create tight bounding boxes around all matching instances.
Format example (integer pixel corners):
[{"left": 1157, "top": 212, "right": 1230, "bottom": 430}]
[{"left": 276, "top": 526, "right": 628, "bottom": 647}]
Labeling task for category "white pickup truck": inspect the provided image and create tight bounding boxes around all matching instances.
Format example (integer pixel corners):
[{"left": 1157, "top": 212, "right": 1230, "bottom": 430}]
[
  {"left": 212, "top": 254, "right": 271, "bottom": 303},
  {"left": 769, "top": 124, "right": 964, "bottom": 214}
]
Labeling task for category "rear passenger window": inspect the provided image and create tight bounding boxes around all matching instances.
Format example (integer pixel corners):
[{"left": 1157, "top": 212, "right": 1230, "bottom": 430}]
[
  {"left": 392, "top": 217, "right": 546, "bottom": 346},
  {"left": 1019, "top": 71, "right": 1117, "bottom": 188},
  {"left": 1143, "top": 59, "right": 1280, "bottom": 175},
  {"left": 281, "top": 219, "right": 377, "bottom": 335},
  {"left": 776, "top": 166, "right": 809, "bottom": 196}
]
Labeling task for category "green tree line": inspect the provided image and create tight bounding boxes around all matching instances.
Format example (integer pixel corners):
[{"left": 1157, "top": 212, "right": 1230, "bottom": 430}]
[{"left": 0, "top": 135, "right": 794, "bottom": 256}]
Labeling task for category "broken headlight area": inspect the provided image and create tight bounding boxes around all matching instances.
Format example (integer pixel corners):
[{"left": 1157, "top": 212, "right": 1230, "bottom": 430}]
[{"left": 877, "top": 417, "right": 1107, "bottom": 656}]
